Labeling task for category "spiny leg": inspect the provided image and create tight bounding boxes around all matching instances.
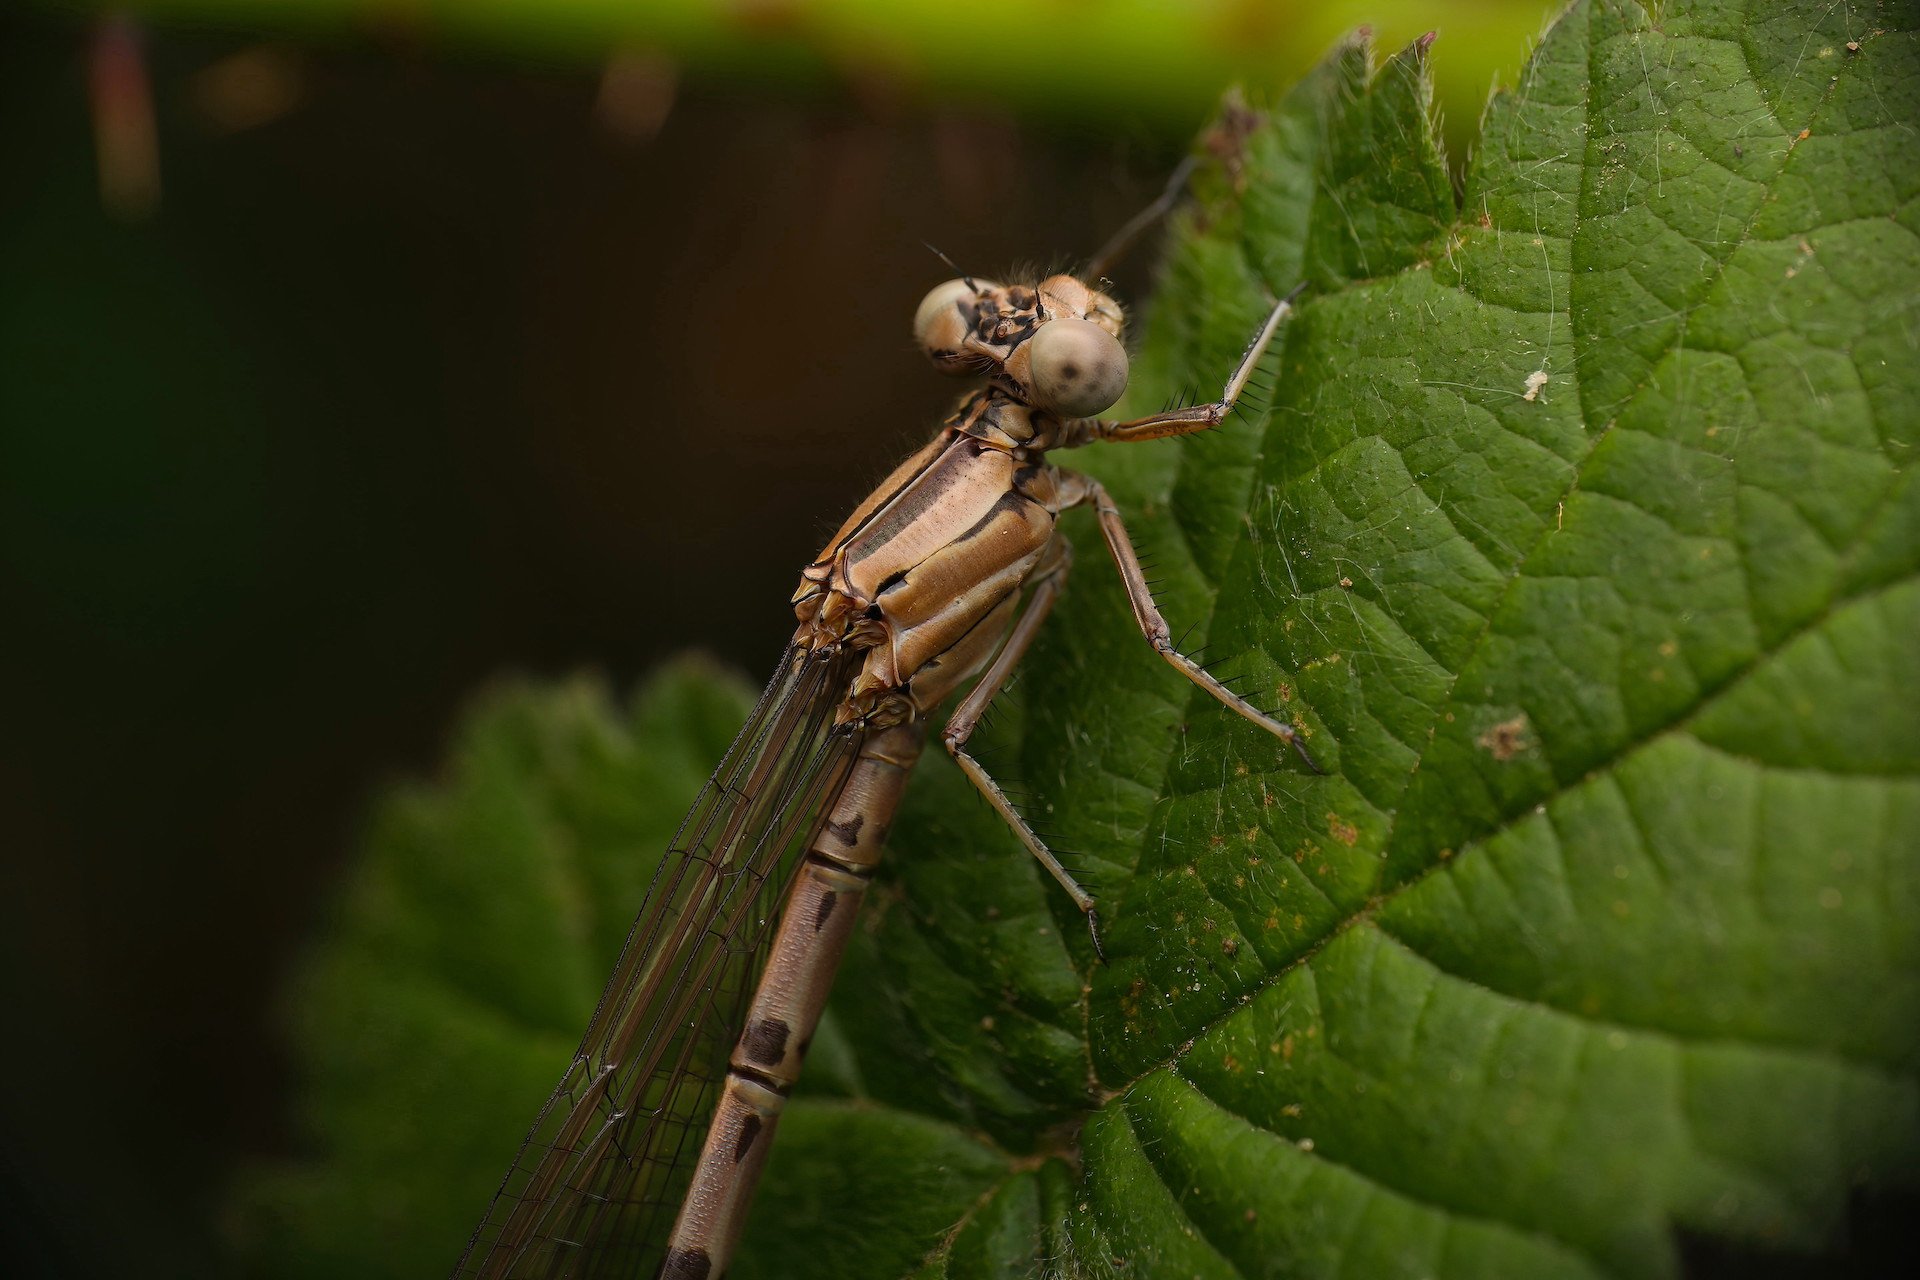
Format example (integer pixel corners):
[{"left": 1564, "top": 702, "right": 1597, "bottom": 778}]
[
  {"left": 1074, "top": 283, "right": 1304, "bottom": 446},
  {"left": 939, "top": 540, "right": 1109, "bottom": 957},
  {"left": 1084, "top": 153, "right": 1198, "bottom": 283},
  {"left": 1060, "top": 471, "right": 1321, "bottom": 773}
]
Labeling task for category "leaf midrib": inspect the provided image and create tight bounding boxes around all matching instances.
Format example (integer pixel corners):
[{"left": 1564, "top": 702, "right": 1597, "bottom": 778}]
[
  {"left": 1113, "top": 568, "right": 1916, "bottom": 1104},
  {"left": 1132, "top": 1067, "right": 1621, "bottom": 1280}
]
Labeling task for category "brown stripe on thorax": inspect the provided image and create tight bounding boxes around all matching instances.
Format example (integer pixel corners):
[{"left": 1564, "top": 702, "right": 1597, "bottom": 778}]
[
  {"left": 801, "top": 431, "right": 949, "bottom": 589},
  {"left": 835, "top": 437, "right": 1022, "bottom": 603}
]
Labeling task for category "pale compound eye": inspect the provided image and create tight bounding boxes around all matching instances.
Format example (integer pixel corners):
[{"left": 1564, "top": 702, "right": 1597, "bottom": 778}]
[
  {"left": 913, "top": 277, "right": 997, "bottom": 371},
  {"left": 1027, "top": 317, "right": 1128, "bottom": 416}
]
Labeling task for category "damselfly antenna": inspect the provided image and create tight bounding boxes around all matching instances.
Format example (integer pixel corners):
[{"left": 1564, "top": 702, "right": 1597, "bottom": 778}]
[{"left": 920, "top": 241, "right": 977, "bottom": 293}]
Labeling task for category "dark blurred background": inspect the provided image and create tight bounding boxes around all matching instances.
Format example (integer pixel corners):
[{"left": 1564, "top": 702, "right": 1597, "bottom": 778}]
[
  {"left": 0, "top": 15, "right": 1182, "bottom": 1276},
  {"left": 16, "top": 3, "right": 1893, "bottom": 1278}
]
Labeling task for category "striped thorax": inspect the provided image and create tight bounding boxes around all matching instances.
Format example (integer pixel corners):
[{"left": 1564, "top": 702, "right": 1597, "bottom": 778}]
[{"left": 791, "top": 275, "right": 1129, "bottom": 730}]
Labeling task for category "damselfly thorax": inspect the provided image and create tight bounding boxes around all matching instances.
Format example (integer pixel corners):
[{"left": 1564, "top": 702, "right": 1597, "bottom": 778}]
[
  {"left": 457, "top": 252, "right": 1314, "bottom": 1280},
  {"left": 794, "top": 276, "right": 1124, "bottom": 725}
]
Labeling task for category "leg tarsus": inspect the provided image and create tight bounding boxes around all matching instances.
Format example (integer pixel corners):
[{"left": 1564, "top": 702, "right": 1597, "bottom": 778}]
[
  {"left": 1146, "top": 630, "right": 1321, "bottom": 769},
  {"left": 947, "top": 744, "right": 1097, "bottom": 915},
  {"left": 942, "top": 541, "right": 1105, "bottom": 942},
  {"left": 1057, "top": 472, "right": 1325, "bottom": 773}
]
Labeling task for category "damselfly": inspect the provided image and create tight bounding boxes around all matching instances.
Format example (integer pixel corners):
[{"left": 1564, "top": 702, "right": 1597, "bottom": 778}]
[{"left": 455, "top": 217, "right": 1314, "bottom": 1279}]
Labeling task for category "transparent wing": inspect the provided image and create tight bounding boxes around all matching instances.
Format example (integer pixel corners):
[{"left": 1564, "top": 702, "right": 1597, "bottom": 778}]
[{"left": 455, "top": 643, "right": 862, "bottom": 1279}]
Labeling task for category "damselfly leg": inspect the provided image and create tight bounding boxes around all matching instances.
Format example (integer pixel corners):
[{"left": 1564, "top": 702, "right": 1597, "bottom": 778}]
[
  {"left": 937, "top": 288, "right": 1317, "bottom": 961},
  {"left": 1072, "top": 472, "right": 1319, "bottom": 770},
  {"left": 937, "top": 538, "right": 1106, "bottom": 947},
  {"left": 1074, "top": 283, "right": 1305, "bottom": 444},
  {"left": 1067, "top": 289, "right": 1320, "bottom": 768},
  {"left": 1083, "top": 153, "right": 1200, "bottom": 284}
]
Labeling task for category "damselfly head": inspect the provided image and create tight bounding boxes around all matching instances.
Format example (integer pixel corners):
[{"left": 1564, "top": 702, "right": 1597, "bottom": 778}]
[
  {"left": 915, "top": 271, "right": 1131, "bottom": 418},
  {"left": 1006, "top": 274, "right": 1130, "bottom": 418}
]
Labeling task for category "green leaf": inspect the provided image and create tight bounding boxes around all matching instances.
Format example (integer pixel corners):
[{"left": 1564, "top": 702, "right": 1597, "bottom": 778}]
[
  {"left": 233, "top": 2, "right": 1920, "bottom": 1276},
  {"left": 227, "top": 663, "right": 758, "bottom": 1277}
]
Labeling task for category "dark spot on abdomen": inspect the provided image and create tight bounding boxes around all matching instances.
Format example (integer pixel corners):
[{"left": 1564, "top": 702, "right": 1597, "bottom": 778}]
[
  {"left": 733, "top": 1113, "right": 763, "bottom": 1164},
  {"left": 741, "top": 1018, "right": 791, "bottom": 1067},
  {"left": 659, "top": 1246, "right": 712, "bottom": 1280},
  {"left": 813, "top": 890, "right": 838, "bottom": 931}
]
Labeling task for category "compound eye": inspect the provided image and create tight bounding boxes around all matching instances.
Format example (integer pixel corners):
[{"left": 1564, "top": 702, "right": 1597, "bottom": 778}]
[
  {"left": 913, "top": 278, "right": 996, "bottom": 371},
  {"left": 1027, "top": 317, "right": 1128, "bottom": 417}
]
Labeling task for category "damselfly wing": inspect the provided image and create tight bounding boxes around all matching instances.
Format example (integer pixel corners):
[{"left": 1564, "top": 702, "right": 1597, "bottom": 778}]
[{"left": 456, "top": 645, "right": 862, "bottom": 1277}]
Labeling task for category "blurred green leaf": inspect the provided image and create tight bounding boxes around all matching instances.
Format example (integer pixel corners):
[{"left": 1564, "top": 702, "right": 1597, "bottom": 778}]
[
  {"left": 227, "top": 662, "right": 758, "bottom": 1276},
  {"left": 234, "top": 2, "right": 1920, "bottom": 1276}
]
